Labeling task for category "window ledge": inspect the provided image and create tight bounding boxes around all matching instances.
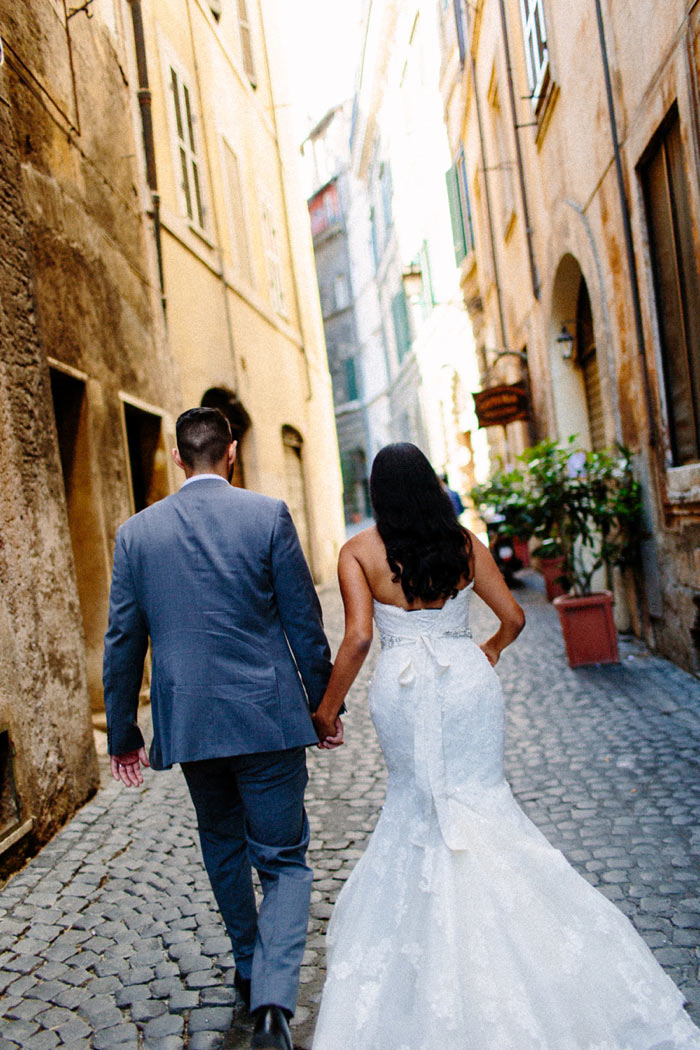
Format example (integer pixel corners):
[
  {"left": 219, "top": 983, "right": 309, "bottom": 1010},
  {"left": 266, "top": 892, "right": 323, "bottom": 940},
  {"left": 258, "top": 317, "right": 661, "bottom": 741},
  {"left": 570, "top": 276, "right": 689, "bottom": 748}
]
[
  {"left": 664, "top": 462, "right": 700, "bottom": 524},
  {"left": 188, "top": 223, "right": 216, "bottom": 251},
  {"left": 534, "top": 76, "right": 559, "bottom": 150}
]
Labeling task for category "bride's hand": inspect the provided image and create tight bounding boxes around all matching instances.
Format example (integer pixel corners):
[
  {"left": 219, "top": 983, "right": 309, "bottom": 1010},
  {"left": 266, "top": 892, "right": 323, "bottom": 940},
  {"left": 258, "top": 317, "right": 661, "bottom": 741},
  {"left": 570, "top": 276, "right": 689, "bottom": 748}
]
[
  {"left": 312, "top": 711, "right": 344, "bottom": 749},
  {"left": 479, "top": 642, "right": 500, "bottom": 667}
]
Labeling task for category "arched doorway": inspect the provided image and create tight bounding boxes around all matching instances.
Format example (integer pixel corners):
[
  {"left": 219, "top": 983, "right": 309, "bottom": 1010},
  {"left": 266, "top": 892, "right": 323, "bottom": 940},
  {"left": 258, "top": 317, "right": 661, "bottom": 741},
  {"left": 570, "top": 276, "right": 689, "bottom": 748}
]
[
  {"left": 281, "top": 425, "right": 313, "bottom": 572},
  {"left": 550, "top": 254, "right": 606, "bottom": 450},
  {"left": 200, "top": 387, "right": 251, "bottom": 488}
]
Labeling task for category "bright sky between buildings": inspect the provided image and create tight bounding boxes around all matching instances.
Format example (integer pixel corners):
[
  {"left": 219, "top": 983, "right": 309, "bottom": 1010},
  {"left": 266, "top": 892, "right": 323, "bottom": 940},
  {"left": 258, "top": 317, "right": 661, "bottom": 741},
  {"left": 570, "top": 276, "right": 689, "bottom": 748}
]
[{"left": 272, "top": 0, "right": 366, "bottom": 144}]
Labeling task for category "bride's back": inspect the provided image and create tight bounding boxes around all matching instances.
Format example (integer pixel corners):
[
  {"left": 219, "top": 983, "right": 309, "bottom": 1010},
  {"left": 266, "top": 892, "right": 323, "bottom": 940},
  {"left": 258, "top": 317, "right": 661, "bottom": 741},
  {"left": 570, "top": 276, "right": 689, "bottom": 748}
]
[{"left": 355, "top": 442, "right": 474, "bottom": 612}]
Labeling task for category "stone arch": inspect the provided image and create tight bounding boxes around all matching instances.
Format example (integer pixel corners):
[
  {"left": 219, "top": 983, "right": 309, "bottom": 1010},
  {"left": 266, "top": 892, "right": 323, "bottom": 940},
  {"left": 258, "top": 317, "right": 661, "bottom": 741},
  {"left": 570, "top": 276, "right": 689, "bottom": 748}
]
[{"left": 200, "top": 387, "right": 251, "bottom": 488}]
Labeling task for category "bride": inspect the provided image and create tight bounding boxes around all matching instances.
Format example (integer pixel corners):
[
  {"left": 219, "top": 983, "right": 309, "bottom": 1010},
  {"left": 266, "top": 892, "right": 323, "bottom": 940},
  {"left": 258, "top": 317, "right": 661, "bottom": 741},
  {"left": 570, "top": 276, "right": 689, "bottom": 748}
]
[{"left": 310, "top": 442, "right": 700, "bottom": 1050}]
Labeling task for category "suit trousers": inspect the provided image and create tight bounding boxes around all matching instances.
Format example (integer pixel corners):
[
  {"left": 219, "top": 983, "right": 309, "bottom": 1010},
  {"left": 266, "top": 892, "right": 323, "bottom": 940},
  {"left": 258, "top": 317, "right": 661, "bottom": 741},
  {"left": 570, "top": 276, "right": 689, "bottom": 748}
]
[{"left": 181, "top": 747, "right": 312, "bottom": 1016}]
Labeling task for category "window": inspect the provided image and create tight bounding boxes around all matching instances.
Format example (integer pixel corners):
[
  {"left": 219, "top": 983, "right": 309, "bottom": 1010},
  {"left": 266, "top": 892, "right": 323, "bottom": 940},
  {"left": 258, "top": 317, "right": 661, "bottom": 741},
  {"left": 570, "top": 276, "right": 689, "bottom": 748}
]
[
  {"left": 345, "top": 357, "right": 359, "bottom": 401},
  {"left": 446, "top": 147, "right": 475, "bottom": 264},
  {"left": 379, "top": 162, "right": 393, "bottom": 233},
  {"left": 168, "top": 64, "right": 206, "bottom": 230},
  {"left": 260, "top": 190, "right": 285, "bottom": 315},
  {"left": 453, "top": 0, "right": 466, "bottom": 65},
  {"left": 519, "top": 0, "right": 549, "bottom": 102},
  {"left": 369, "top": 207, "right": 380, "bottom": 270},
  {"left": 222, "top": 140, "right": 255, "bottom": 287},
  {"left": 489, "top": 84, "right": 515, "bottom": 231},
  {"left": 391, "top": 289, "right": 411, "bottom": 362},
  {"left": 641, "top": 107, "right": 700, "bottom": 465},
  {"left": 334, "top": 273, "right": 349, "bottom": 311},
  {"left": 237, "top": 0, "right": 256, "bottom": 85}
]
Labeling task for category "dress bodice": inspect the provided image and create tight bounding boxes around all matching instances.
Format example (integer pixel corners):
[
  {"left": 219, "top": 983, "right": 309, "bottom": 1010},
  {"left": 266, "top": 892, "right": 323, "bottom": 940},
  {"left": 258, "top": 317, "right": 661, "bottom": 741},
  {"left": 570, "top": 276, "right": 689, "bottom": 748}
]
[{"left": 373, "top": 581, "right": 473, "bottom": 648}]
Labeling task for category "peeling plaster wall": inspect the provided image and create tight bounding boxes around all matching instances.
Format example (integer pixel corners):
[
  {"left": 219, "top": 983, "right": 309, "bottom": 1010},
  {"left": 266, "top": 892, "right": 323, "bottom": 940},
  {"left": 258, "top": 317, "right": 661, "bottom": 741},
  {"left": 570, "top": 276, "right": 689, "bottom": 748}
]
[{"left": 0, "top": 0, "right": 181, "bottom": 872}]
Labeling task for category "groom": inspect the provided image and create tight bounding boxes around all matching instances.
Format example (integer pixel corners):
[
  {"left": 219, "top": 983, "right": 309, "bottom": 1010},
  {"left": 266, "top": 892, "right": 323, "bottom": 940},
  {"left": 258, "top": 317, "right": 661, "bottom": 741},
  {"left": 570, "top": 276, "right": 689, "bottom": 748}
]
[{"left": 103, "top": 406, "right": 340, "bottom": 1050}]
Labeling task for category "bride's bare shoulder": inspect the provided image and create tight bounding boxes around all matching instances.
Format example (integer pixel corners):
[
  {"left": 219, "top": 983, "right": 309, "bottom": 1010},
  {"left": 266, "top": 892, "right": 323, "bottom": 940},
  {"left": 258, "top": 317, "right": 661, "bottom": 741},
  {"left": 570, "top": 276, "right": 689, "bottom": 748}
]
[
  {"left": 342, "top": 525, "right": 380, "bottom": 553},
  {"left": 340, "top": 526, "right": 383, "bottom": 569}
]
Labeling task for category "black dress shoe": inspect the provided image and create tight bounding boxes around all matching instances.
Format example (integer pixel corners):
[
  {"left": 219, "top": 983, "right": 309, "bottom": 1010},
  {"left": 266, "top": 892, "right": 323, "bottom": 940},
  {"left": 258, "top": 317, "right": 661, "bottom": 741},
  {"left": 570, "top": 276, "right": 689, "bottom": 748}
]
[
  {"left": 250, "top": 1004, "right": 293, "bottom": 1050},
  {"left": 233, "top": 970, "right": 251, "bottom": 1012}
]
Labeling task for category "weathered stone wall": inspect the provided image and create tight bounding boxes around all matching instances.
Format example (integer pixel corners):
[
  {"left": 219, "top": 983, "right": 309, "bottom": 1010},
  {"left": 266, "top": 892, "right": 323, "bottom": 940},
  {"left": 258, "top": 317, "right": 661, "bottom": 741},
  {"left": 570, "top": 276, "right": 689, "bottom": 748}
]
[
  {"left": 0, "top": 86, "right": 99, "bottom": 875},
  {"left": 0, "top": 0, "right": 181, "bottom": 872}
]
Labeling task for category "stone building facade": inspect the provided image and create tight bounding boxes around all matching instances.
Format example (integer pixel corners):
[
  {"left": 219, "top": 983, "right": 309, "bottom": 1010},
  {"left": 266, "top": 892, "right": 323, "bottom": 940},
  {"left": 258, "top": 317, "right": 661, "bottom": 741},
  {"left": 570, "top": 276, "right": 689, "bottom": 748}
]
[
  {"left": 440, "top": 0, "right": 700, "bottom": 673},
  {"left": 306, "top": 105, "right": 371, "bottom": 525},
  {"left": 0, "top": 0, "right": 180, "bottom": 874},
  {"left": 138, "top": 0, "right": 344, "bottom": 578},
  {"left": 0, "top": 0, "right": 343, "bottom": 874}
]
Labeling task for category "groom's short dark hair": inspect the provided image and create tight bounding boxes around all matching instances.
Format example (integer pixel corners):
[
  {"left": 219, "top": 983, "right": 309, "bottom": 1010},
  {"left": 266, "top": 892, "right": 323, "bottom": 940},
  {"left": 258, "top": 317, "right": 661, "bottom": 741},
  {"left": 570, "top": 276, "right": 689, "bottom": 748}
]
[{"left": 176, "top": 407, "right": 233, "bottom": 468}]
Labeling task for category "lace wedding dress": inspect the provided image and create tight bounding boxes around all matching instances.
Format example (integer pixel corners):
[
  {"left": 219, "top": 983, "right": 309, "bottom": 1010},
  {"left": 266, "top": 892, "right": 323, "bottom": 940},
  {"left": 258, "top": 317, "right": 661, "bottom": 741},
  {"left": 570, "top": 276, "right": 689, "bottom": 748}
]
[{"left": 311, "top": 583, "right": 700, "bottom": 1050}]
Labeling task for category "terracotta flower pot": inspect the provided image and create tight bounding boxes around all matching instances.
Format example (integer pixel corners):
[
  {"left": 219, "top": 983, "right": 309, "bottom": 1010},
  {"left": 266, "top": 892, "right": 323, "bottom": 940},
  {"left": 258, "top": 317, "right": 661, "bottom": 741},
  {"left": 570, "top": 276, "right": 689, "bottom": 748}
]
[
  {"left": 512, "top": 536, "right": 530, "bottom": 568},
  {"left": 538, "top": 555, "right": 568, "bottom": 601},
  {"left": 553, "top": 591, "right": 619, "bottom": 667}
]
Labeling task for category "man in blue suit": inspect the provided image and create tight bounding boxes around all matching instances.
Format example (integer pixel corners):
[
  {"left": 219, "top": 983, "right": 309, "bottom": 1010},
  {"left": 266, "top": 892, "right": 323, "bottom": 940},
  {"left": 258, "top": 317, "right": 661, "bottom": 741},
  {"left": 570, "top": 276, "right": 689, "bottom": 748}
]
[{"left": 103, "top": 407, "right": 340, "bottom": 1050}]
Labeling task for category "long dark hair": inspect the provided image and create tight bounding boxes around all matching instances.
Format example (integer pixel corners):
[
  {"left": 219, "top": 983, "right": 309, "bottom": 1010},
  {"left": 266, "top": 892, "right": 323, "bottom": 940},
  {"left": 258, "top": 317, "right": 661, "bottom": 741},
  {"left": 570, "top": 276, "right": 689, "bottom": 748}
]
[{"left": 370, "top": 443, "right": 473, "bottom": 603}]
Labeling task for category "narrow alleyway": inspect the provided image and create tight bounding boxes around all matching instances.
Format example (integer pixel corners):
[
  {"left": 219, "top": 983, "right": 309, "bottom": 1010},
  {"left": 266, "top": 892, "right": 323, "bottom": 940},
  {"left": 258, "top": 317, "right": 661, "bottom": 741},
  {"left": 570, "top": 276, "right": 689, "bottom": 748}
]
[{"left": 1, "top": 572, "right": 699, "bottom": 1050}]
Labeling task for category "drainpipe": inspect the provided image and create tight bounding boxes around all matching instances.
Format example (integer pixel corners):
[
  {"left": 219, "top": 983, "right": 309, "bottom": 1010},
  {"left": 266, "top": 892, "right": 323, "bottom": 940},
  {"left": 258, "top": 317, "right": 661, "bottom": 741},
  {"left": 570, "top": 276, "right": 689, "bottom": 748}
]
[
  {"left": 593, "top": 0, "right": 657, "bottom": 448},
  {"left": 127, "top": 0, "right": 166, "bottom": 316},
  {"left": 497, "top": 0, "right": 540, "bottom": 300}
]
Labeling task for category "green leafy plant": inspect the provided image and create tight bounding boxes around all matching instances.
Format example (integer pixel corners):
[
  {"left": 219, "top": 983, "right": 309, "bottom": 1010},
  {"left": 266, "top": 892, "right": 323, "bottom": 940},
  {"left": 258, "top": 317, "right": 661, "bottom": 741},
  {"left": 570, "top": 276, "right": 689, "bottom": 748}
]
[
  {"left": 470, "top": 465, "right": 535, "bottom": 541},
  {"left": 471, "top": 437, "right": 645, "bottom": 596}
]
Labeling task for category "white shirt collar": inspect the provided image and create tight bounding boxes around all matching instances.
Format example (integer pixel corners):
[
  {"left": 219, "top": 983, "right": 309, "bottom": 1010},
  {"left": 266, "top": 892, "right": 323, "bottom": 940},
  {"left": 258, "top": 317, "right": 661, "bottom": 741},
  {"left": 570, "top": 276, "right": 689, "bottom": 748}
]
[{"left": 181, "top": 473, "right": 227, "bottom": 487}]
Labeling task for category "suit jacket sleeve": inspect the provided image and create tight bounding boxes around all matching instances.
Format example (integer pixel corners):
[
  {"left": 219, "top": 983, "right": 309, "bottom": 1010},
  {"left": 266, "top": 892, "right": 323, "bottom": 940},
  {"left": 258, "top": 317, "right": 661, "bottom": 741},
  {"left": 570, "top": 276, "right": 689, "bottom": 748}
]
[
  {"left": 270, "top": 501, "right": 333, "bottom": 712},
  {"left": 103, "top": 528, "right": 148, "bottom": 755}
]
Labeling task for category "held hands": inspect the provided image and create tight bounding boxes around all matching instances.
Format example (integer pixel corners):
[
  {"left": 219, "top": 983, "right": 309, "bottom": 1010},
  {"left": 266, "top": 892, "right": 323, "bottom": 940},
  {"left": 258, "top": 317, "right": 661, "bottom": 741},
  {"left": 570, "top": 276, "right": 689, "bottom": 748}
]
[
  {"left": 110, "top": 746, "right": 150, "bottom": 787},
  {"left": 311, "top": 711, "right": 344, "bottom": 750}
]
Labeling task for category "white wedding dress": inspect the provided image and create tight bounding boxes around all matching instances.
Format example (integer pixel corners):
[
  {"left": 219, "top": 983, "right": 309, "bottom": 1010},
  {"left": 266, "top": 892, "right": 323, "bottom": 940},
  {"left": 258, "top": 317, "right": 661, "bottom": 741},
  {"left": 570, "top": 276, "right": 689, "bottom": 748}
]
[{"left": 311, "top": 583, "right": 700, "bottom": 1050}]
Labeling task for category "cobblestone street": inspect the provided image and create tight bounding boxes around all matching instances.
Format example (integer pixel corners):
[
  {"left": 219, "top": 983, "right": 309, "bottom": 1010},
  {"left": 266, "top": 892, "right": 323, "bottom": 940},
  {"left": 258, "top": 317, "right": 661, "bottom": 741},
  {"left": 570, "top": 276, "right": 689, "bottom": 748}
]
[{"left": 1, "top": 571, "right": 699, "bottom": 1050}]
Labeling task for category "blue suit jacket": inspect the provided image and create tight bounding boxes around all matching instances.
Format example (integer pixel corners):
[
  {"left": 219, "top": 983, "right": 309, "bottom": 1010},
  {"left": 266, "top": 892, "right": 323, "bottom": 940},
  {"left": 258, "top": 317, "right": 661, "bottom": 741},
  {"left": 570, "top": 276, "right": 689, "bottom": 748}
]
[{"left": 103, "top": 478, "right": 332, "bottom": 769}]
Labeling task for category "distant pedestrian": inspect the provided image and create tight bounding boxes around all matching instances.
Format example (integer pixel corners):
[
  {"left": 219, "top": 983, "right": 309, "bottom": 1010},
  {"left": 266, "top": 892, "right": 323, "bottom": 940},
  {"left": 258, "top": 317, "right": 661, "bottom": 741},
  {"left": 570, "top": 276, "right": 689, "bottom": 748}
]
[
  {"left": 440, "top": 472, "right": 465, "bottom": 517},
  {"left": 103, "top": 407, "right": 342, "bottom": 1050}
]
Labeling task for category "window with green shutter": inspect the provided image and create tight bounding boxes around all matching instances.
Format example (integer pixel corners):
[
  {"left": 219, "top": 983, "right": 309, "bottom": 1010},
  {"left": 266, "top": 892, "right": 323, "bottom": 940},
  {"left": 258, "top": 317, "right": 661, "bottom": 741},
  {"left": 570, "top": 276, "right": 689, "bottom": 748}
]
[
  {"left": 391, "top": 290, "right": 411, "bottom": 362},
  {"left": 345, "top": 357, "right": 359, "bottom": 402},
  {"left": 446, "top": 152, "right": 475, "bottom": 266}
]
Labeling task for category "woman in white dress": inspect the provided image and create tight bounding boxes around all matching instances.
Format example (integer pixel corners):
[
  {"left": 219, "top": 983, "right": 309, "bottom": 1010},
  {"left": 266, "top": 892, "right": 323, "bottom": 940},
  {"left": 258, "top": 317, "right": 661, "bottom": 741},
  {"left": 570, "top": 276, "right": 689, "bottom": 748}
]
[{"left": 310, "top": 443, "right": 700, "bottom": 1050}]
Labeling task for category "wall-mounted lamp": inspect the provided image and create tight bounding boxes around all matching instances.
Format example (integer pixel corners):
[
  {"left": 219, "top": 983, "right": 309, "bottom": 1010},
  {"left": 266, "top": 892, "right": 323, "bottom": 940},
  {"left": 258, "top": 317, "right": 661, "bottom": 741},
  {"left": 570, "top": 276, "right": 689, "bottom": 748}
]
[
  {"left": 401, "top": 264, "right": 423, "bottom": 302},
  {"left": 556, "top": 323, "right": 575, "bottom": 360}
]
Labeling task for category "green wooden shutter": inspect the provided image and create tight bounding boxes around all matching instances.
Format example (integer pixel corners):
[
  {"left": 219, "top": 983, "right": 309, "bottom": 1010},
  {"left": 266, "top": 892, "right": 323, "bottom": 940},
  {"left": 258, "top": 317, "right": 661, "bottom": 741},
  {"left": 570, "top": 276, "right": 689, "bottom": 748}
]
[
  {"left": 392, "top": 290, "right": 411, "bottom": 362},
  {"left": 445, "top": 163, "right": 467, "bottom": 264}
]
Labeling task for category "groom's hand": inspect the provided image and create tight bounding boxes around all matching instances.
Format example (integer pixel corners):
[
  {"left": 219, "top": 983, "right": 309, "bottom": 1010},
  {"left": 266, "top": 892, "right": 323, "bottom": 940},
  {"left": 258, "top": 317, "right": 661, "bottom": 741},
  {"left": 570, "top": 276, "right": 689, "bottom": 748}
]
[
  {"left": 312, "top": 712, "right": 344, "bottom": 750},
  {"left": 110, "top": 746, "right": 150, "bottom": 787}
]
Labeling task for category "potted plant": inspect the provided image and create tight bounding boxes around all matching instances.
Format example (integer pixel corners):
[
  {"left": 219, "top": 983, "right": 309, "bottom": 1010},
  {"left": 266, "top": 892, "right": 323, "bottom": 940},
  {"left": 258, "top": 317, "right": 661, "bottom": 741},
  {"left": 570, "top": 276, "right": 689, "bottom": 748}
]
[
  {"left": 471, "top": 465, "right": 535, "bottom": 582},
  {"left": 542, "top": 442, "right": 644, "bottom": 667},
  {"left": 518, "top": 440, "right": 572, "bottom": 600}
]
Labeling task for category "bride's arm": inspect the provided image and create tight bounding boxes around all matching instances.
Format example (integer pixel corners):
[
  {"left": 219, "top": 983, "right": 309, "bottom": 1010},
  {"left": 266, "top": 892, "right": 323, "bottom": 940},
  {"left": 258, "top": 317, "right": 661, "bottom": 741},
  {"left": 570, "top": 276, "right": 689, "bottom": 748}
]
[
  {"left": 470, "top": 532, "right": 525, "bottom": 666},
  {"left": 311, "top": 542, "right": 374, "bottom": 743}
]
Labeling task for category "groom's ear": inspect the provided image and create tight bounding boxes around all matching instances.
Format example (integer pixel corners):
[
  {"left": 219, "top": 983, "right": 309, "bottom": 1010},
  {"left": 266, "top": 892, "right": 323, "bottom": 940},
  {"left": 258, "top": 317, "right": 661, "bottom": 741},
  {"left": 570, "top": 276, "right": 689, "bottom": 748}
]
[
  {"left": 172, "top": 447, "right": 185, "bottom": 472},
  {"left": 228, "top": 441, "right": 238, "bottom": 467}
]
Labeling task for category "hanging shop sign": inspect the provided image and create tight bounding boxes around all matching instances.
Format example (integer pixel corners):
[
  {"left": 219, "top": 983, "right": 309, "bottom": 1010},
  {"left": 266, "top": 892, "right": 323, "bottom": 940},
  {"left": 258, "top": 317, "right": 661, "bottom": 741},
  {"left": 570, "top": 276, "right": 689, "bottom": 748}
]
[{"left": 472, "top": 382, "right": 529, "bottom": 428}]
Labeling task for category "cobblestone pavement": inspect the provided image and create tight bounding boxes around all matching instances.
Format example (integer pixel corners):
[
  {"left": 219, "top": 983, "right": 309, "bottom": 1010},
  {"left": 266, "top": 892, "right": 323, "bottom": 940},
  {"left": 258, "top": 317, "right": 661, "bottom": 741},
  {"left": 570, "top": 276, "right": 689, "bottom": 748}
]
[{"left": 1, "top": 571, "right": 699, "bottom": 1050}]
